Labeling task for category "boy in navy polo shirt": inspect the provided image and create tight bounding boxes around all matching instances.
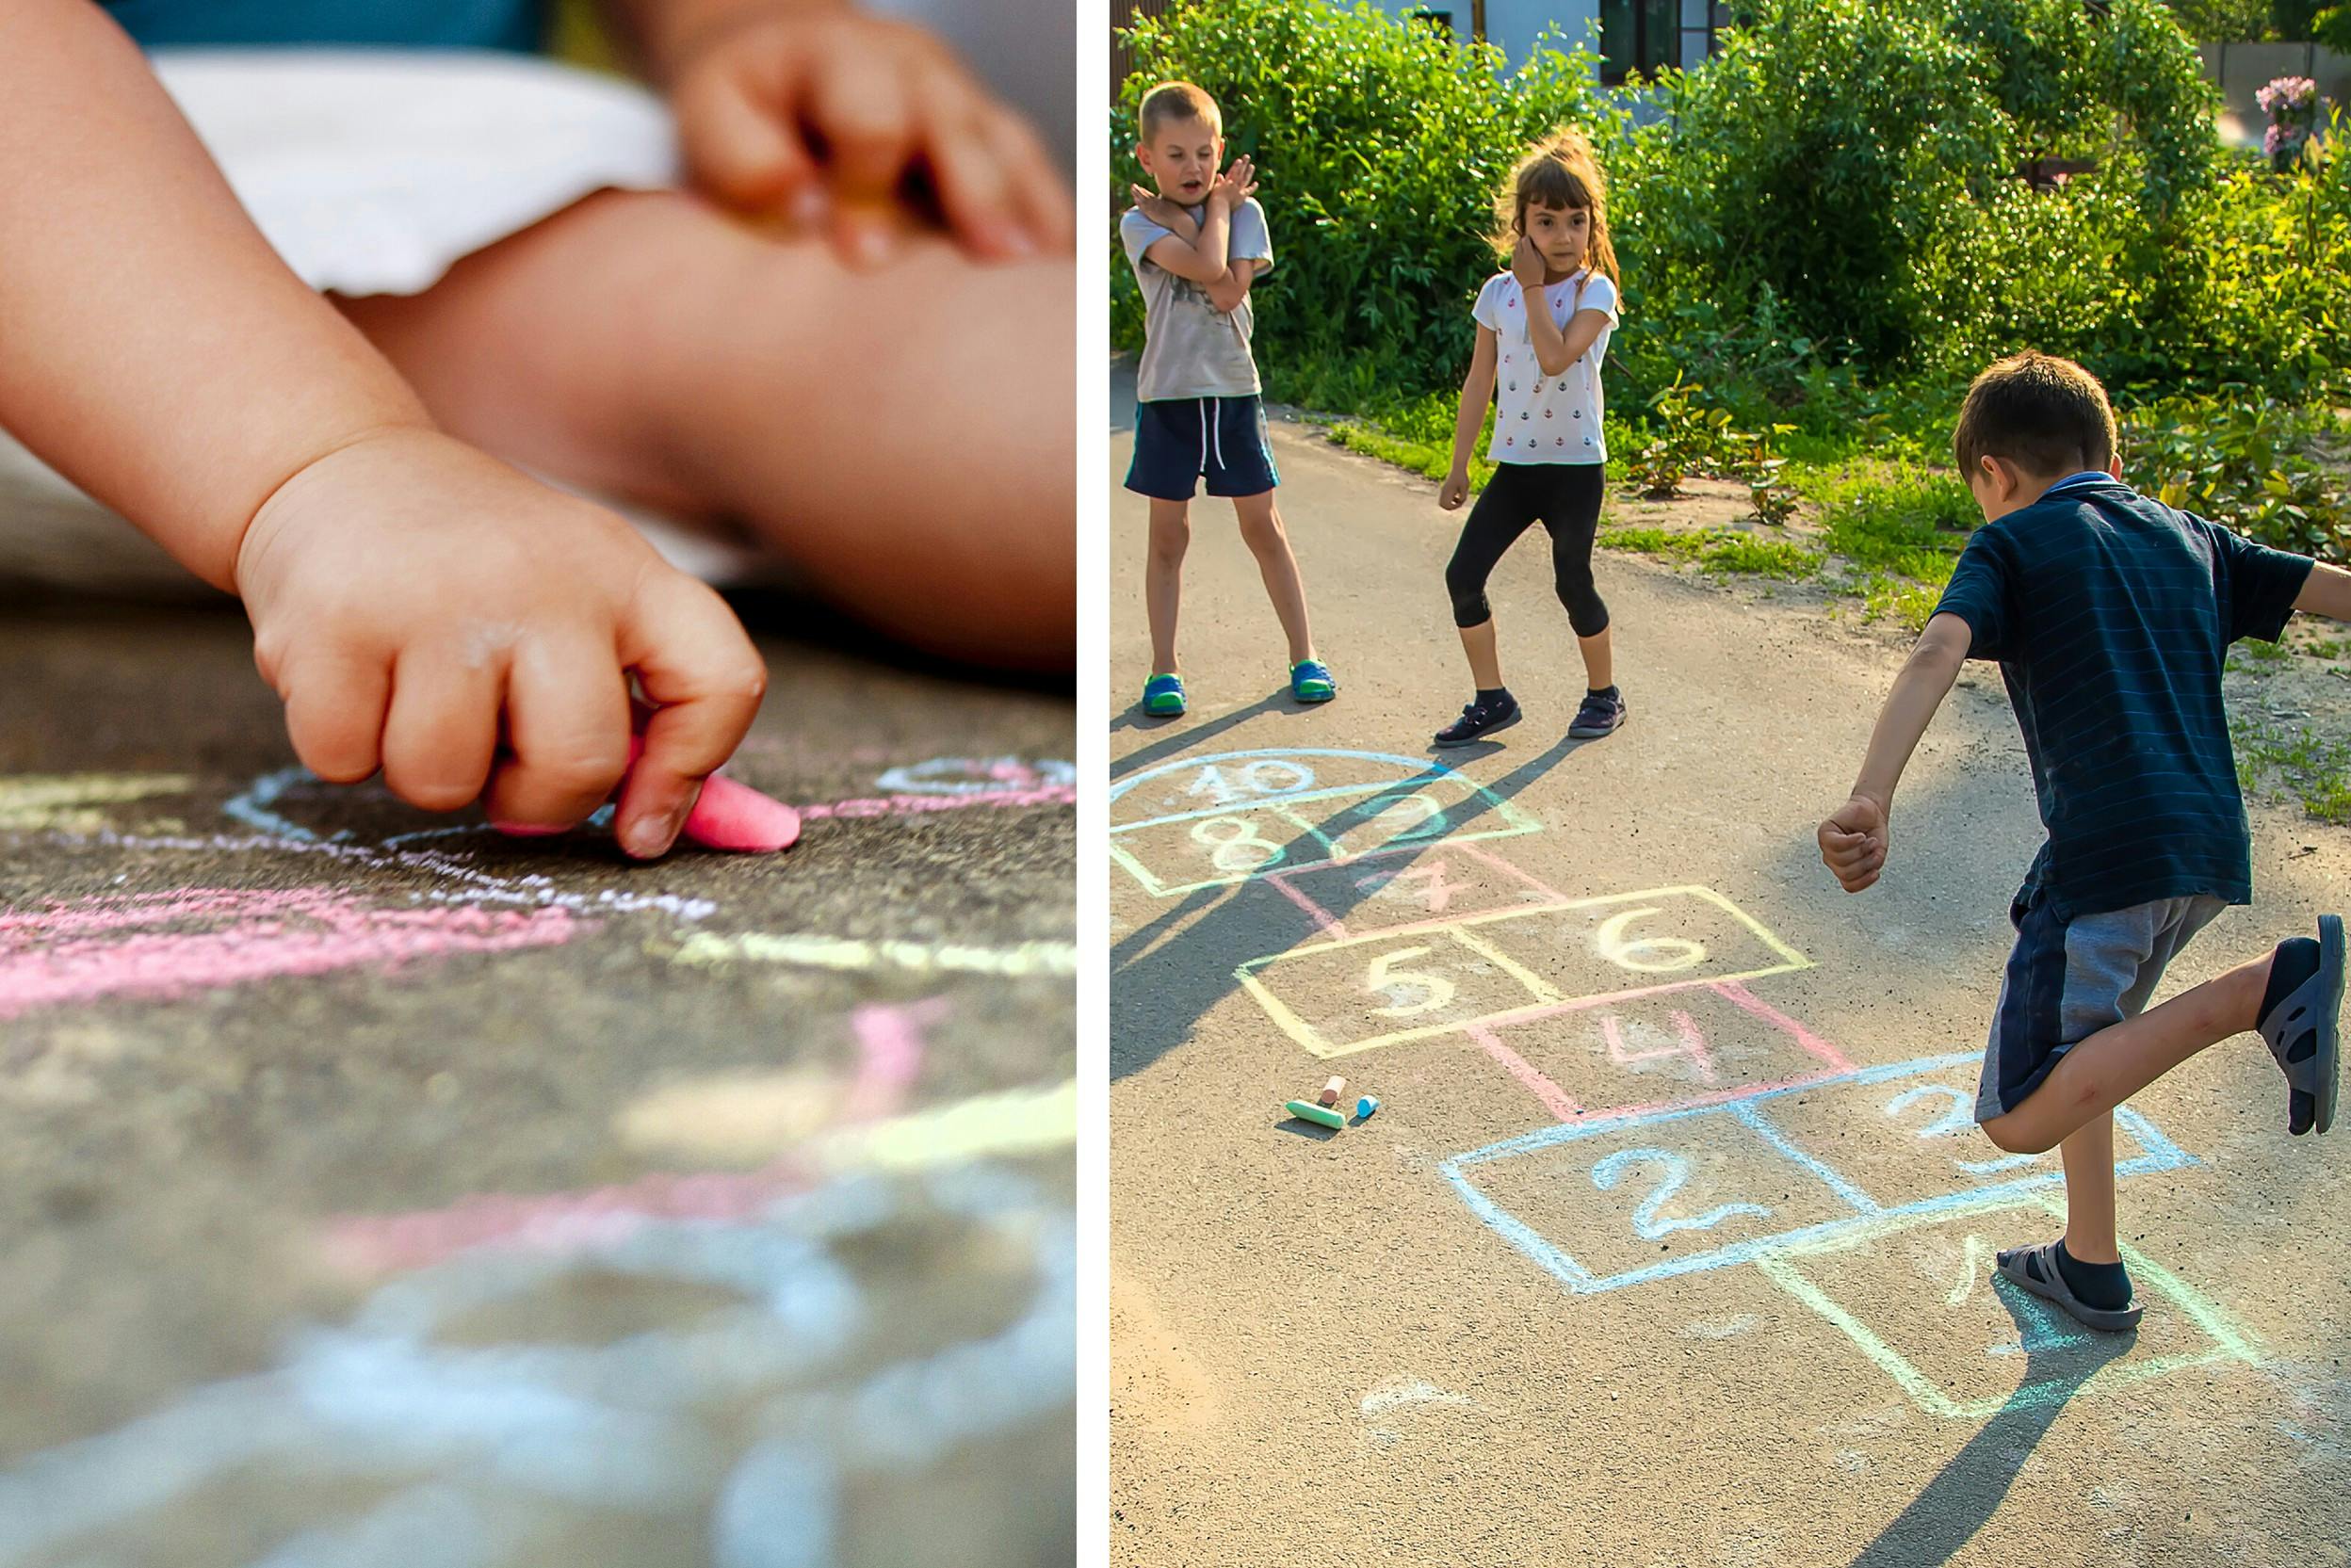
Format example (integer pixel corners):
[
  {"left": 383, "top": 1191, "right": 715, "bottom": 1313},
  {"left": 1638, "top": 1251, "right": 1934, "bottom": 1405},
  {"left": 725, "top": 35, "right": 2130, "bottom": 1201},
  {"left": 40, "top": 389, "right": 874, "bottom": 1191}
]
[{"left": 1819, "top": 351, "right": 2349, "bottom": 1331}]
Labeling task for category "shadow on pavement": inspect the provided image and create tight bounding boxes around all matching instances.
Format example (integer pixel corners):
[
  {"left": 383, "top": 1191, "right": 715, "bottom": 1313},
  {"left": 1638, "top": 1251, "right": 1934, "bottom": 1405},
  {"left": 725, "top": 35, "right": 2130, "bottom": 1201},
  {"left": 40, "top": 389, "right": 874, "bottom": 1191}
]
[{"left": 1848, "top": 1281, "right": 2134, "bottom": 1568}]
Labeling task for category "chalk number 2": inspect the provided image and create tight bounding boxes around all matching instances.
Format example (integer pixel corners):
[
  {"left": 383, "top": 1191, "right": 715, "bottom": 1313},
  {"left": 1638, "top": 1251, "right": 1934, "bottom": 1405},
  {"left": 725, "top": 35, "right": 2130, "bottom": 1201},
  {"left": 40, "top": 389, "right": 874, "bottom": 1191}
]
[{"left": 1591, "top": 1148, "right": 1772, "bottom": 1239}]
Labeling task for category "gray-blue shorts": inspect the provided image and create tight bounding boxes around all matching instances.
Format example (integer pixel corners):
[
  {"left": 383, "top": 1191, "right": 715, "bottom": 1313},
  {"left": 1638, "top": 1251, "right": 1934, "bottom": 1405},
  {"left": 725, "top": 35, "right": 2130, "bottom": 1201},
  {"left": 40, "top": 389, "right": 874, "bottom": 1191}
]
[{"left": 1976, "top": 893, "right": 2229, "bottom": 1122}]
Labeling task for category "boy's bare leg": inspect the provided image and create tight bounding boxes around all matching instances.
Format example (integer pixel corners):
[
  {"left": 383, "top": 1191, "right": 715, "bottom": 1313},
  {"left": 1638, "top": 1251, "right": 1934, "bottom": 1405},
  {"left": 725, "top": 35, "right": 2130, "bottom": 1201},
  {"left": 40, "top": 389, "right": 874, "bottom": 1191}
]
[
  {"left": 2057, "top": 1113, "right": 2119, "bottom": 1265},
  {"left": 1578, "top": 625, "right": 1613, "bottom": 690},
  {"left": 1145, "top": 498, "right": 1189, "bottom": 675},
  {"left": 1228, "top": 491, "right": 1315, "bottom": 666},
  {"left": 335, "top": 190, "right": 1074, "bottom": 670},
  {"left": 1458, "top": 621, "right": 1502, "bottom": 689},
  {"left": 1980, "top": 951, "right": 2273, "bottom": 1156}
]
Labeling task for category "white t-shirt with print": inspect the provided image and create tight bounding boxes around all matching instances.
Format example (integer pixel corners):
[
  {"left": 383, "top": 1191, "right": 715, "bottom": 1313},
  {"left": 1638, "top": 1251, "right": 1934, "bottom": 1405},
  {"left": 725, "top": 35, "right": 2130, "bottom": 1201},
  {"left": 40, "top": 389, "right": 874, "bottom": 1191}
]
[{"left": 1472, "top": 269, "right": 1619, "bottom": 465}]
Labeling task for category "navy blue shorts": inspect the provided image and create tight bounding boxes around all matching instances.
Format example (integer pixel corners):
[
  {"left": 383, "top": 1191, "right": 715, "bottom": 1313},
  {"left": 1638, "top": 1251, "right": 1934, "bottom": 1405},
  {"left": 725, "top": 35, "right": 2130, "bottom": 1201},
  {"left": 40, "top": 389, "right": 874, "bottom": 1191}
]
[
  {"left": 1975, "top": 892, "right": 2228, "bottom": 1121},
  {"left": 1126, "top": 396, "right": 1279, "bottom": 502}
]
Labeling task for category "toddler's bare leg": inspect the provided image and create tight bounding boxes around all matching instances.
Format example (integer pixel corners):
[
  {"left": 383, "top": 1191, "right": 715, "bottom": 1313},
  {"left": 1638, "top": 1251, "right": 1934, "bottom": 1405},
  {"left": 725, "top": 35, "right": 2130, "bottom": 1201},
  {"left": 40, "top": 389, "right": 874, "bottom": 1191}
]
[
  {"left": 335, "top": 189, "right": 1073, "bottom": 669},
  {"left": 1979, "top": 952, "right": 2272, "bottom": 1156},
  {"left": 1145, "top": 498, "right": 1188, "bottom": 675},
  {"left": 1228, "top": 491, "right": 1315, "bottom": 667}
]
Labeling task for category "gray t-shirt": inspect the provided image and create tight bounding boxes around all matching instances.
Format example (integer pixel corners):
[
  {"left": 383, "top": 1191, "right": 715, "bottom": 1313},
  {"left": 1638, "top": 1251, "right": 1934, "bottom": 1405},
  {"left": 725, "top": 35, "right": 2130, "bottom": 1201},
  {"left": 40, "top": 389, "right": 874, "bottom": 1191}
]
[{"left": 1120, "top": 197, "right": 1273, "bottom": 402}]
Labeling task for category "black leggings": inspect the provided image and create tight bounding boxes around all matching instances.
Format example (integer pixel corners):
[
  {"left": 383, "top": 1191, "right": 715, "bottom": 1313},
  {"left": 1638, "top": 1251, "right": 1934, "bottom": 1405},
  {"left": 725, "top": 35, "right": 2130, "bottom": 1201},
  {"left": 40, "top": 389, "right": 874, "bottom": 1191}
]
[{"left": 1444, "top": 461, "right": 1609, "bottom": 636}]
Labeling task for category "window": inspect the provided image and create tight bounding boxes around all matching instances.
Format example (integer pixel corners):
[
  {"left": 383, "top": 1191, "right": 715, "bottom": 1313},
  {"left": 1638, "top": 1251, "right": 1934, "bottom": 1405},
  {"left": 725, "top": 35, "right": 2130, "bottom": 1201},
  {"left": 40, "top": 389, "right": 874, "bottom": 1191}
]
[{"left": 1600, "top": 0, "right": 1727, "bottom": 83}]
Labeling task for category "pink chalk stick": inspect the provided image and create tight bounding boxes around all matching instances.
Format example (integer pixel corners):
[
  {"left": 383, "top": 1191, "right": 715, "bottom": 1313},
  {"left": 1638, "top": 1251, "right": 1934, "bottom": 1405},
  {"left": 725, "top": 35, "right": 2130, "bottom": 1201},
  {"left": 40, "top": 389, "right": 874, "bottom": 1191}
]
[
  {"left": 488, "top": 736, "right": 801, "bottom": 854},
  {"left": 681, "top": 771, "right": 802, "bottom": 853}
]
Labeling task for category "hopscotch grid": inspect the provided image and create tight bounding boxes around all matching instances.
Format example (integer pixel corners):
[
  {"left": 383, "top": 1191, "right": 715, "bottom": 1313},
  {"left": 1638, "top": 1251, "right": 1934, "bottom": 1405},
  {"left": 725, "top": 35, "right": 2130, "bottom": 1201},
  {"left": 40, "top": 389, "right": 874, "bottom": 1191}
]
[
  {"left": 1442, "top": 1055, "right": 2201, "bottom": 1295},
  {"left": 1728, "top": 1097, "right": 1883, "bottom": 1215},
  {"left": 1263, "top": 838, "right": 1567, "bottom": 946}
]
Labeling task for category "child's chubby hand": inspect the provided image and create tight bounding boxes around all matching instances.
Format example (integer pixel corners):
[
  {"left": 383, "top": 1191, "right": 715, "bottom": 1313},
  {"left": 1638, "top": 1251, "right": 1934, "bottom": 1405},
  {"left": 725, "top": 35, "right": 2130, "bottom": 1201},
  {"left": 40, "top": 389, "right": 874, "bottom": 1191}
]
[
  {"left": 1438, "top": 468, "right": 1472, "bottom": 510},
  {"left": 665, "top": 3, "right": 1074, "bottom": 267},
  {"left": 233, "top": 428, "right": 770, "bottom": 860},
  {"left": 1818, "top": 794, "right": 1890, "bottom": 893}
]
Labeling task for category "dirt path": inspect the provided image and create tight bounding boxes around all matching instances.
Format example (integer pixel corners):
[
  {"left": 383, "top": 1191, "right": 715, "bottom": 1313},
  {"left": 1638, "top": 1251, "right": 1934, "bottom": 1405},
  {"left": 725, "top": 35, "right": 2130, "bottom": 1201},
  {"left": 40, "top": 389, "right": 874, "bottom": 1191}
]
[
  {"left": 1109, "top": 369, "right": 2351, "bottom": 1566},
  {"left": 0, "top": 597, "right": 1074, "bottom": 1567}
]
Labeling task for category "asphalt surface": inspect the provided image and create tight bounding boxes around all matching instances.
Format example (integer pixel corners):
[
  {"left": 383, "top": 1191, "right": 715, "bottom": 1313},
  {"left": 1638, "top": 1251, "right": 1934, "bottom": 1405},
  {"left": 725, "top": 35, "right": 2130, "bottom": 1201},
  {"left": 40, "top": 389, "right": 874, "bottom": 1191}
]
[
  {"left": 1108, "top": 362, "right": 2351, "bottom": 1566},
  {"left": 0, "top": 590, "right": 1074, "bottom": 1567}
]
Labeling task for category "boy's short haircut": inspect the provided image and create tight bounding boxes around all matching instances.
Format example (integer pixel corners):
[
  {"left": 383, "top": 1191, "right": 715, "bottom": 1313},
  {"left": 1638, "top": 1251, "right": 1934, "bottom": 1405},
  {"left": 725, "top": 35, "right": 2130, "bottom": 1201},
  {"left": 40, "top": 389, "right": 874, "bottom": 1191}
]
[
  {"left": 1952, "top": 351, "right": 2118, "bottom": 481},
  {"left": 1138, "top": 80, "right": 1222, "bottom": 141}
]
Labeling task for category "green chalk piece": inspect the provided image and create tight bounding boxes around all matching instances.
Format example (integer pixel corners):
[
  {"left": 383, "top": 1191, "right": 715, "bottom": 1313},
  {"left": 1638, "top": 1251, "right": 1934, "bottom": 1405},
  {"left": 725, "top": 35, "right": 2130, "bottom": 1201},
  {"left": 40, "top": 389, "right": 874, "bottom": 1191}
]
[
  {"left": 1285, "top": 1099, "right": 1344, "bottom": 1130},
  {"left": 1355, "top": 1096, "right": 1380, "bottom": 1121}
]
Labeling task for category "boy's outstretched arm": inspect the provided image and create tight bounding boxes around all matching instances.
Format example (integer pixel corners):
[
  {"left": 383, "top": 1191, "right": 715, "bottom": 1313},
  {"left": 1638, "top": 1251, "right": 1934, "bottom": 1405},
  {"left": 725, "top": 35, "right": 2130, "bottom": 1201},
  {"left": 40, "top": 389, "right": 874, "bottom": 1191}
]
[
  {"left": 2294, "top": 559, "right": 2351, "bottom": 621},
  {"left": 1819, "top": 612, "right": 1973, "bottom": 892}
]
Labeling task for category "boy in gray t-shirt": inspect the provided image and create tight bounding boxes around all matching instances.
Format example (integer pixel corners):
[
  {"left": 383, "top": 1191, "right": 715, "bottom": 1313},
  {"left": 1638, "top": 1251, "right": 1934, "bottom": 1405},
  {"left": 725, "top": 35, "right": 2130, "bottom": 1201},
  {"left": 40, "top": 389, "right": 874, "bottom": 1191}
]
[{"left": 1119, "top": 80, "right": 1331, "bottom": 719}]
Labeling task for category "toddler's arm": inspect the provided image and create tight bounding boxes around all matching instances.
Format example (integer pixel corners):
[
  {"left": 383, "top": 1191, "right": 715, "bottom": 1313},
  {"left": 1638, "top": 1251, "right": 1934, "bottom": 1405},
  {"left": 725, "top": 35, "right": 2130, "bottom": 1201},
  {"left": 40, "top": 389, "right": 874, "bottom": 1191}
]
[
  {"left": 1438, "top": 328, "right": 1500, "bottom": 511},
  {"left": 1819, "top": 612, "right": 1972, "bottom": 892},
  {"left": 2294, "top": 559, "right": 2351, "bottom": 622},
  {"left": 0, "top": 2, "right": 767, "bottom": 856},
  {"left": 0, "top": 0, "right": 430, "bottom": 590}
]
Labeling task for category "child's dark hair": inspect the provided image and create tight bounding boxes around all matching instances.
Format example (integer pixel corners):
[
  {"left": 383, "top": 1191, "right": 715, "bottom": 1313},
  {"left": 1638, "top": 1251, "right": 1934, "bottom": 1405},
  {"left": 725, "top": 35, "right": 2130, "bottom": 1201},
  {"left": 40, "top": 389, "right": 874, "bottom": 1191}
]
[
  {"left": 1138, "top": 81, "right": 1221, "bottom": 142},
  {"left": 1491, "top": 127, "right": 1619, "bottom": 285},
  {"left": 1952, "top": 352, "right": 2117, "bottom": 481}
]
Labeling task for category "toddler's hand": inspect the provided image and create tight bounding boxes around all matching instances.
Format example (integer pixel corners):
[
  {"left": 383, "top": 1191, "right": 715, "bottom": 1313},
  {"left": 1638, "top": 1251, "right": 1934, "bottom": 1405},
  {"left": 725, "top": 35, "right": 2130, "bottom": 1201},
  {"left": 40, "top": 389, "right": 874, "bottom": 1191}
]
[
  {"left": 235, "top": 429, "right": 768, "bottom": 859},
  {"left": 1439, "top": 469, "right": 1471, "bottom": 510},
  {"left": 1511, "top": 234, "right": 1547, "bottom": 291},
  {"left": 1209, "top": 154, "right": 1257, "bottom": 209},
  {"left": 1818, "top": 795, "right": 1889, "bottom": 893},
  {"left": 667, "top": 7, "right": 1073, "bottom": 267}
]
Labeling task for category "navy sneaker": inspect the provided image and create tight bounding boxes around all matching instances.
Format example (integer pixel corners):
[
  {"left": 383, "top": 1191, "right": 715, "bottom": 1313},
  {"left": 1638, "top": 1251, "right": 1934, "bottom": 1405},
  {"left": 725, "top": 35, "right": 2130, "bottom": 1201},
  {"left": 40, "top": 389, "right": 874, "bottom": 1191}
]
[
  {"left": 1435, "top": 694, "right": 1520, "bottom": 747},
  {"left": 1567, "top": 687, "right": 1627, "bottom": 739}
]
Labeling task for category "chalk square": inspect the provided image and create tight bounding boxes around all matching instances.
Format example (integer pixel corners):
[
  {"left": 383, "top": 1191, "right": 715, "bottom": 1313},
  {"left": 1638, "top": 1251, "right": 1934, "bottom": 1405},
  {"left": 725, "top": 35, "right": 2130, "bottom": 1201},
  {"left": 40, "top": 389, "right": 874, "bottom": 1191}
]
[
  {"left": 1238, "top": 926, "right": 1554, "bottom": 1056},
  {"left": 1444, "top": 1099, "right": 1866, "bottom": 1290},
  {"left": 1467, "top": 982, "right": 1853, "bottom": 1123},
  {"left": 1754, "top": 1060, "right": 2197, "bottom": 1215},
  {"left": 1266, "top": 842, "right": 1571, "bottom": 944},
  {"left": 1109, "top": 803, "right": 1331, "bottom": 898},
  {"left": 1109, "top": 749, "right": 1421, "bottom": 831},
  {"left": 1756, "top": 1198, "right": 2259, "bottom": 1420},
  {"left": 1467, "top": 889, "right": 1809, "bottom": 1010}
]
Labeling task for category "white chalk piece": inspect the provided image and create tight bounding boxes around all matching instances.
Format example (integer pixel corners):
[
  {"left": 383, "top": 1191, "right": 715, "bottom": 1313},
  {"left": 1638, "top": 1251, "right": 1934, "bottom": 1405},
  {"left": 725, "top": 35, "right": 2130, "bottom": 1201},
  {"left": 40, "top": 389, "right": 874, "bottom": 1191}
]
[
  {"left": 1318, "top": 1075, "right": 1346, "bottom": 1107},
  {"left": 1355, "top": 1096, "right": 1380, "bottom": 1121}
]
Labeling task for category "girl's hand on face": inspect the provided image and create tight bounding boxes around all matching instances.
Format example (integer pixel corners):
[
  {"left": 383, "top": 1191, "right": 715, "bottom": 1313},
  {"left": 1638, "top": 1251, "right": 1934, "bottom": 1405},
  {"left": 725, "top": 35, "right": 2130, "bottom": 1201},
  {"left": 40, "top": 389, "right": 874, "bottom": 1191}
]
[
  {"left": 1511, "top": 233, "right": 1548, "bottom": 291},
  {"left": 666, "top": 8, "right": 1074, "bottom": 267},
  {"left": 1210, "top": 154, "right": 1257, "bottom": 207},
  {"left": 235, "top": 429, "right": 770, "bottom": 859},
  {"left": 1438, "top": 469, "right": 1471, "bottom": 510}
]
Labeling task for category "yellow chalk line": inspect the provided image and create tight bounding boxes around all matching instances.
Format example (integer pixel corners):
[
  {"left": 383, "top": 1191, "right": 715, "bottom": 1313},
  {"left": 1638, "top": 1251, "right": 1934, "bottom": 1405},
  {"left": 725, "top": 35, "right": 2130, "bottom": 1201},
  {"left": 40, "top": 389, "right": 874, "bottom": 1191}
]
[
  {"left": 669, "top": 930, "right": 1077, "bottom": 978},
  {"left": 816, "top": 1078, "right": 1076, "bottom": 1172}
]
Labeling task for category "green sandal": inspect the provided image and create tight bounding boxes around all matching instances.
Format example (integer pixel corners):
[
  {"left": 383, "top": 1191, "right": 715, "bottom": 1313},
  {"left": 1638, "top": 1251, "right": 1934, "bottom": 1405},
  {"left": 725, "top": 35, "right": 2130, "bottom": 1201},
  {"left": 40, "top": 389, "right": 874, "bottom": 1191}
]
[
  {"left": 1289, "top": 659, "right": 1337, "bottom": 703},
  {"left": 1142, "top": 672, "right": 1187, "bottom": 717}
]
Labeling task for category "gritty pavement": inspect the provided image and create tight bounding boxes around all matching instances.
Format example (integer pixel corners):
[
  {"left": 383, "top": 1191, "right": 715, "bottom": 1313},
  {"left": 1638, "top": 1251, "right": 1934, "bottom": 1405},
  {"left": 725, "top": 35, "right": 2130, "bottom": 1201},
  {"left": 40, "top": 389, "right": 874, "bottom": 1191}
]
[
  {"left": 0, "top": 591, "right": 1073, "bottom": 1567},
  {"left": 1108, "top": 363, "right": 2351, "bottom": 1566}
]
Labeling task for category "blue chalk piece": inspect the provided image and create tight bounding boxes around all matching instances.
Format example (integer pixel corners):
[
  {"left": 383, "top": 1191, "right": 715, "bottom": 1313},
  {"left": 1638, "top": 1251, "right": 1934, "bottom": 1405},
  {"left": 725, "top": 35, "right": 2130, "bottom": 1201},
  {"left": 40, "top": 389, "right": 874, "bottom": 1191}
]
[{"left": 1355, "top": 1096, "right": 1379, "bottom": 1121}]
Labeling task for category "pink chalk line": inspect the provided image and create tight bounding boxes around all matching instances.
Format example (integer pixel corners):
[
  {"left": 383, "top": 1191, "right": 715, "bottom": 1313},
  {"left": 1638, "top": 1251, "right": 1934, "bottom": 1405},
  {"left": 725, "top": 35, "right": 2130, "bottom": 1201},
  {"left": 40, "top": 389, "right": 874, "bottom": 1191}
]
[
  {"left": 325, "top": 997, "right": 943, "bottom": 1273},
  {"left": 1469, "top": 1022, "right": 1585, "bottom": 1121},
  {"left": 0, "top": 889, "right": 583, "bottom": 1020},
  {"left": 795, "top": 784, "right": 1076, "bottom": 821}
]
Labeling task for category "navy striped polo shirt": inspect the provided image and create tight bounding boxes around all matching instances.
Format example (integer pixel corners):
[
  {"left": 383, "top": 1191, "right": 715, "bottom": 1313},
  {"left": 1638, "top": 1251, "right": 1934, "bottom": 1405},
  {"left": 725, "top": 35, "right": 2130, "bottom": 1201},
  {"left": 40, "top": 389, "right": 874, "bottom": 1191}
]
[
  {"left": 102, "top": 0, "right": 545, "bottom": 52},
  {"left": 1934, "top": 473, "right": 2314, "bottom": 921}
]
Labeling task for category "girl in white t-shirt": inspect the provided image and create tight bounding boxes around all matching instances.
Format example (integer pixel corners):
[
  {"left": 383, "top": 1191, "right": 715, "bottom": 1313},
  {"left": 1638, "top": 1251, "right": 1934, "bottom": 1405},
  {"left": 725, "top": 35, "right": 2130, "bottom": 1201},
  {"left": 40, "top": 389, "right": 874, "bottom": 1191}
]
[{"left": 1432, "top": 129, "right": 1625, "bottom": 748}]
